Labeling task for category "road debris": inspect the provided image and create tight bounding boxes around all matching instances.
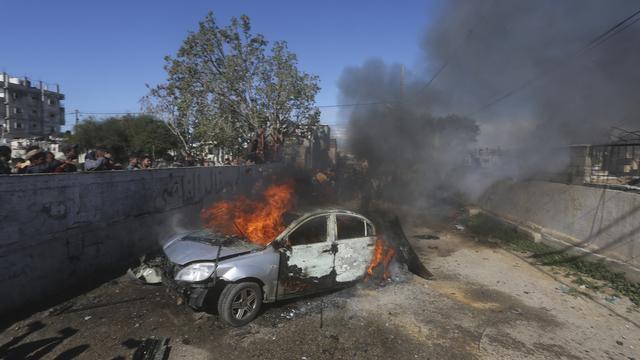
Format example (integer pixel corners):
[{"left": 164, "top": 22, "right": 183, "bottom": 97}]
[
  {"left": 128, "top": 262, "right": 163, "bottom": 285},
  {"left": 414, "top": 234, "right": 440, "bottom": 241},
  {"left": 46, "top": 301, "right": 75, "bottom": 317},
  {"left": 132, "top": 337, "right": 170, "bottom": 360},
  {"left": 384, "top": 217, "right": 433, "bottom": 280},
  {"left": 605, "top": 295, "right": 620, "bottom": 304}
]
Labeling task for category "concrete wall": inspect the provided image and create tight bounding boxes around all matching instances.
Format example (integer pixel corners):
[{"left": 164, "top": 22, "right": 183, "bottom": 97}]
[
  {"left": 0, "top": 165, "right": 277, "bottom": 314},
  {"left": 479, "top": 180, "right": 640, "bottom": 271}
]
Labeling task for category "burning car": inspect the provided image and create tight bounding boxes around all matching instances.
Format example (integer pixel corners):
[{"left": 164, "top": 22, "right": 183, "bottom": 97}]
[{"left": 149, "top": 209, "right": 378, "bottom": 326}]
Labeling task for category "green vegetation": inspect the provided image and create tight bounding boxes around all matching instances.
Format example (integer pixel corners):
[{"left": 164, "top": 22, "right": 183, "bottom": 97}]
[
  {"left": 67, "top": 115, "right": 179, "bottom": 163},
  {"left": 142, "top": 12, "right": 320, "bottom": 156},
  {"left": 465, "top": 213, "right": 640, "bottom": 306}
]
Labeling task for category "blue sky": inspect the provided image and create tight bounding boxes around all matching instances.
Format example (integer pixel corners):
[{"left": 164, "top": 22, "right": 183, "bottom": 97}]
[{"left": 1, "top": 0, "right": 437, "bottom": 132}]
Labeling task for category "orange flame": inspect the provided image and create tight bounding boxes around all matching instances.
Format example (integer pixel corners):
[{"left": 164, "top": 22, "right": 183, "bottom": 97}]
[
  {"left": 200, "top": 183, "right": 295, "bottom": 246},
  {"left": 367, "top": 237, "right": 396, "bottom": 280}
]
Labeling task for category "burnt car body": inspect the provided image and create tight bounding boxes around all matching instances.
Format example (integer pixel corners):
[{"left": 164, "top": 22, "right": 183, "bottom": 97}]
[{"left": 156, "top": 209, "right": 376, "bottom": 326}]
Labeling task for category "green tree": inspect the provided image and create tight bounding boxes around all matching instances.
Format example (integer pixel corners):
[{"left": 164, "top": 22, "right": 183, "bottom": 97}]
[
  {"left": 67, "top": 115, "right": 179, "bottom": 163},
  {"left": 142, "top": 12, "right": 320, "bottom": 156}
]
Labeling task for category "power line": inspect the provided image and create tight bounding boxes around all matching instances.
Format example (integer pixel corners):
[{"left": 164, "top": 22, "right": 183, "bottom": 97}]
[
  {"left": 581, "top": 8, "right": 640, "bottom": 52},
  {"left": 317, "top": 101, "right": 393, "bottom": 108},
  {"left": 419, "top": 0, "right": 494, "bottom": 93},
  {"left": 65, "top": 7, "right": 495, "bottom": 117},
  {"left": 467, "top": 7, "right": 640, "bottom": 117},
  {"left": 420, "top": 62, "right": 449, "bottom": 92}
]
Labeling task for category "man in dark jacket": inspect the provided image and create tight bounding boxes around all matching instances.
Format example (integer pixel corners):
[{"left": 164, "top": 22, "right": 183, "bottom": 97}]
[
  {"left": 0, "top": 145, "right": 11, "bottom": 175},
  {"left": 54, "top": 144, "right": 79, "bottom": 172},
  {"left": 25, "top": 151, "right": 49, "bottom": 174}
]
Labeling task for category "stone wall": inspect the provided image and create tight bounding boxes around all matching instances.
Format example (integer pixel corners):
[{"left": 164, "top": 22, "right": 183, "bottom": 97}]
[
  {"left": 0, "top": 165, "right": 277, "bottom": 314},
  {"left": 479, "top": 180, "right": 640, "bottom": 272}
]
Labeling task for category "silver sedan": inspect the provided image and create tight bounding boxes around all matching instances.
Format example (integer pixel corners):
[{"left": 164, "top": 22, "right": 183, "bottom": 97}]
[{"left": 155, "top": 209, "right": 377, "bottom": 326}]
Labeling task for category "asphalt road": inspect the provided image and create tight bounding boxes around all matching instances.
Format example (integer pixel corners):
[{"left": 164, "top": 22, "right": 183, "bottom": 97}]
[{"left": 1, "top": 211, "right": 639, "bottom": 359}]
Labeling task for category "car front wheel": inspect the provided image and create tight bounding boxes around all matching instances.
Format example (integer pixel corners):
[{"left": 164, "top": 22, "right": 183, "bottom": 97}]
[{"left": 217, "top": 282, "right": 262, "bottom": 327}]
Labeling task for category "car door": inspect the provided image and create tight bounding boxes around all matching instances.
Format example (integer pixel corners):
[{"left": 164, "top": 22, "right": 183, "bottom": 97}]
[
  {"left": 277, "top": 215, "right": 336, "bottom": 299},
  {"left": 333, "top": 214, "right": 376, "bottom": 283}
]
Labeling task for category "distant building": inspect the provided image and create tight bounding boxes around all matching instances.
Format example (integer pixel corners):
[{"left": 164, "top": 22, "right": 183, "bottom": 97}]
[
  {"left": 8, "top": 137, "right": 65, "bottom": 159},
  {"left": 0, "top": 72, "right": 65, "bottom": 139}
]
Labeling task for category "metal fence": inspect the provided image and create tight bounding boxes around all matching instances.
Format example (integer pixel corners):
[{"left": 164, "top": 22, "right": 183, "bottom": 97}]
[{"left": 588, "top": 143, "right": 640, "bottom": 186}]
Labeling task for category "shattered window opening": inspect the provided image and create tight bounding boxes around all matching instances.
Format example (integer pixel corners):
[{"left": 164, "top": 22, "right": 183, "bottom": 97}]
[
  {"left": 336, "top": 215, "right": 366, "bottom": 240},
  {"left": 288, "top": 216, "right": 327, "bottom": 246}
]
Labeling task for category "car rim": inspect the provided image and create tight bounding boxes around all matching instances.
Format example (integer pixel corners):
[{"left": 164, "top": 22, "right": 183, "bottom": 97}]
[{"left": 231, "top": 288, "right": 257, "bottom": 320}]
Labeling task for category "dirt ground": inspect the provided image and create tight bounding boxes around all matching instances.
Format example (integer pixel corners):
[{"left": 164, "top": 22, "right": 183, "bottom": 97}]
[{"left": 1, "top": 211, "right": 639, "bottom": 360}]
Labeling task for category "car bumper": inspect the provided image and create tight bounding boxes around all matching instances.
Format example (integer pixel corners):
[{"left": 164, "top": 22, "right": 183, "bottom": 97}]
[{"left": 161, "top": 262, "right": 215, "bottom": 309}]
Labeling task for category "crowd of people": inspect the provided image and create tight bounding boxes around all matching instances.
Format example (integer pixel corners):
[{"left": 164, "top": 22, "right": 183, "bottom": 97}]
[
  {"left": 0, "top": 129, "right": 290, "bottom": 175},
  {"left": 0, "top": 144, "right": 159, "bottom": 175},
  {"left": 0, "top": 144, "right": 80, "bottom": 174},
  {"left": 0, "top": 144, "right": 260, "bottom": 175}
]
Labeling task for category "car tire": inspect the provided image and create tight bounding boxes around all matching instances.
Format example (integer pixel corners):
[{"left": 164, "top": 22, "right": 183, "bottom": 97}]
[{"left": 217, "top": 282, "right": 263, "bottom": 327}]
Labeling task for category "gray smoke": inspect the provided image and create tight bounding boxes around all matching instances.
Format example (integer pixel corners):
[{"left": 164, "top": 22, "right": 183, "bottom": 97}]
[
  {"left": 424, "top": 0, "right": 640, "bottom": 145},
  {"left": 339, "top": 1, "right": 640, "bottom": 202},
  {"left": 339, "top": 59, "right": 480, "bottom": 203}
]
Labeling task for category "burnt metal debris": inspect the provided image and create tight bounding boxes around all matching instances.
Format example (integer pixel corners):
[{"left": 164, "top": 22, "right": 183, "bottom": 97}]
[
  {"left": 414, "top": 234, "right": 440, "bottom": 241},
  {"left": 382, "top": 217, "right": 434, "bottom": 280},
  {"left": 132, "top": 337, "right": 170, "bottom": 360}
]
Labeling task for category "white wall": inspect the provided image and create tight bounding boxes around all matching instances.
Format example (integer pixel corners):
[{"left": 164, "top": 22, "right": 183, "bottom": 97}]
[{"left": 480, "top": 180, "right": 640, "bottom": 268}]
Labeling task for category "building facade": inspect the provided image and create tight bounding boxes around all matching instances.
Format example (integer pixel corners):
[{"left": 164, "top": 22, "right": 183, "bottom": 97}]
[{"left": 0, "top": 73, "right": 65, "bottom": 139}]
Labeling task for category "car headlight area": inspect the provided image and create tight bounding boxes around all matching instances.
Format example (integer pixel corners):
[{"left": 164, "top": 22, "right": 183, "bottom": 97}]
[{"left": 175, "top": 262, "right": 216, "bottom": 282}]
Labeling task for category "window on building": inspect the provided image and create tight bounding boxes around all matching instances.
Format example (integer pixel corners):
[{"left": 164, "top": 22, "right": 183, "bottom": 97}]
[
  {"left": 31, "top": 95, "right": 39, "bottom": 101},
  {"left": 32, "top": 123, "right": 37, "bottom": 128},
  {"left": 16, "top": 123, "right": 23, "bottom": 129},
  {"left": 13, "top": 107, "right": 22, "bottom": 114}
]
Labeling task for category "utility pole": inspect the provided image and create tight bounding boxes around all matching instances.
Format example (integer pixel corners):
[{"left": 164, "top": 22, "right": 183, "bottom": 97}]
[
  {"left": 400, "top": 64, "right": 405, "bottom": 99},
  {"left": 39, "top": 80, "right": 45, "bottom": 136},
  {"left": 75, "top": 109, "right": 79, "bottom": 129}
]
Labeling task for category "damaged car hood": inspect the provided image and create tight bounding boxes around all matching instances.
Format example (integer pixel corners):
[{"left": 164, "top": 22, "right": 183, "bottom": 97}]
[{"left": 163, "top": 229, "right": 262, "bottom": 265}]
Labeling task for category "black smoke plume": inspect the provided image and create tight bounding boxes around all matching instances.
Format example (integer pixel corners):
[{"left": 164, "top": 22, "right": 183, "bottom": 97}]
[{"left": 339, "top": 1, "right": 640, "bottom": 202}]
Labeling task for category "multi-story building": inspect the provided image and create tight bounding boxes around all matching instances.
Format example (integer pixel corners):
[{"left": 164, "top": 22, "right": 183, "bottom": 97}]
[{"left": 0, "top": 72, "right": 65, "bottom": 139}]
